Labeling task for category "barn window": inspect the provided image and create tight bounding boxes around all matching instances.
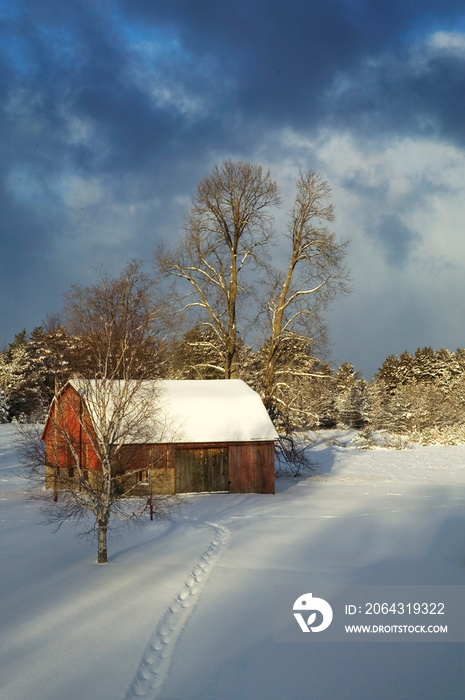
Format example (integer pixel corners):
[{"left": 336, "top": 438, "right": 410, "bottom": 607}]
[
  {"left": 138, "top": 470, "right": 149, "bottom": 483},
  {"left": 68, "top": 467, "right": 75, "bottom": 478}
]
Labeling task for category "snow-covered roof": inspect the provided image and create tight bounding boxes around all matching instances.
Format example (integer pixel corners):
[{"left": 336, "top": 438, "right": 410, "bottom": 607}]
[
  {"left": 68, "top": 378, "right": 278, "bottom": 444},
  {"left": 157, "top": 379, "right": 278, "bottom": 443}
]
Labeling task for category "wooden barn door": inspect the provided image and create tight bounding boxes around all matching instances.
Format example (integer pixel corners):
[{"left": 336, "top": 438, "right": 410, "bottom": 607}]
[{"left": 175, "top": 447, "right": 228, "bottom": 493}]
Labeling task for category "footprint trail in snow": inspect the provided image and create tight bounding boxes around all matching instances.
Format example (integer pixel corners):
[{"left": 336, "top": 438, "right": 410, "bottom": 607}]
[{"left": 123, "top": 518, "right": 231, "bottom": 700}]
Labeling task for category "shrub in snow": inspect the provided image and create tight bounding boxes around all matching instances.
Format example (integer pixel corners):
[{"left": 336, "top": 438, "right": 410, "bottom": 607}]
[
  {"left": 408, "top": 425, "right": 465, "bottom": 446},
  {"left": 275, "top": 434, "right": 315, "bottom": 477}
]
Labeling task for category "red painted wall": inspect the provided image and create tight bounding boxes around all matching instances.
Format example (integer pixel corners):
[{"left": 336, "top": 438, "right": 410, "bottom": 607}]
[{"left": 43, "top": 384, "right": 100, "bottom": 471}]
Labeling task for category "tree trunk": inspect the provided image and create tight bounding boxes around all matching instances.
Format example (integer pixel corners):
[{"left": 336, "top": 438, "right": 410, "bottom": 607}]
[
  {"left": 226, "top": 251, "right": 238, "bottom": 379},
  {"left": 97, "top": 520, "right": 108, "bottom": 563},
  {"left": 226, "top": 341, "right": 238, "bottom": 378}
]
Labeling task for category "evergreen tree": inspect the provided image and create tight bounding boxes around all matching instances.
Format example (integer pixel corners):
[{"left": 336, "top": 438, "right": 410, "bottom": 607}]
[
  {"left": 369, "top": 346, "right": 465, "bottom": 441},
  {"left": 169, "top": 325, "right": 227, "bottom": 379},
  {"left": 333, "top": 362, "right": 368, "bottom": 428},
  {"left": 0, "top": 388, "right": 9, "bottom": 423},
  {"left": 412, "top": 347, "right": 436, "bottom": 383},
  {"left": 301, "top": 360, "right": 334, "bottom": 429},
  {"left": 374, "top": 354, "right": 402, "bottom": 394},
  {"left": 0, "top": 331, "right": 37, "bottom": 421},
  {"left": 255, "top": 333, "right": 325, "bottom": 432}
]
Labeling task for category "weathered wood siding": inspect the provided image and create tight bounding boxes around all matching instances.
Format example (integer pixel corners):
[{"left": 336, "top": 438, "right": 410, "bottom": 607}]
[
  {"left": 228, "top": 442, "right": 275, "bottom": 494},
  {"left": 175, "top": 445, "right": 228, "bottom": 493},
  {"left": 117, "top": 443, "right": 173, "bottom": 471}
]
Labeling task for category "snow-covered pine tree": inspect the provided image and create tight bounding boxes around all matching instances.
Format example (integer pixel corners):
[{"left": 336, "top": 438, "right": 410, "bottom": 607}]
[
  {"left": 0, "top": 331, "right": 37, "bottom": 421},
  {"left": 0, "top": 389, "right": 9, "bottom": 423},
  {"left": 374, "top": 354, "right": 402, "bottom": 395},
  {"left": 333, "top": 362, "right": 368, "bottom": 428},
  {"left": 369, "top": 346, "right": 465, "bottom": 441},
  {"left": 301, "top": 360, "right": 335, "bottom": 429},
  {"left": 168, "top": 324, "right": 225, "bottom": 379}
]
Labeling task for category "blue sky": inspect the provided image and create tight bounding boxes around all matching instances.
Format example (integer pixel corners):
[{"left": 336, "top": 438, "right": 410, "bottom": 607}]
[{"left": 1, "top": 0, "right": 465, "bottom": 378}]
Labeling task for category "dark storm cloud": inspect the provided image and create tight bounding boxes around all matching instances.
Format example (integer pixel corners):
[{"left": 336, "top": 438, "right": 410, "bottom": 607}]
[
  {"left": 121, "top": 0, "right": 465, "bottom": 132},
  {"left": 323, "top": 42, "right": 465, "bottom": 146},
  {"left": 2, "top": 0, "right": 464, "bottom": 182},
  {"left": 0, "top": 0, "right": 239, "bottom": 192},
  {"left": 1, "top": 0, "right": 465, "bottom": 375}
]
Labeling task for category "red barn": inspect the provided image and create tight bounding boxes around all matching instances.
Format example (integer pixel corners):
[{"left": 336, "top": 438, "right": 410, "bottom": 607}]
[{"left": 43, "top": 379, "right": 277, "bottom": 495}]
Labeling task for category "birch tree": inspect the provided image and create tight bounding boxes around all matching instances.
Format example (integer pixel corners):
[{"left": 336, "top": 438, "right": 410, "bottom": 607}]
[
  {"left": 155, "top": 160, "right": 280, "bottom": 378},
  {"left": 21, "top": 261, "right": 178, "bottom": 564}
]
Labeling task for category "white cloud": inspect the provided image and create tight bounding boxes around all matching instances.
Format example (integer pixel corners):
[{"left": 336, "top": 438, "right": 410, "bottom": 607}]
[
  {"left": 427, "top": 30, "right": 465, "bottom": 56},
  {"left": 254, "top": 127, "right": 465, "bottom": 375},
  {"left": 313, "top": 131, "right": 465, "bottom": 265},
  {"left": 122, "top": 35, "right": 221, "bottom": 120},
  {"left": 59, "top": 176, "right": 104, "bottom": 210}
]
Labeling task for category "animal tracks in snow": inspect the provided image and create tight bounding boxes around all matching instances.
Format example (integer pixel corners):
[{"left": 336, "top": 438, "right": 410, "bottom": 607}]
[{"left": 123, "top": 518, "right": 231, "bottom": 700}]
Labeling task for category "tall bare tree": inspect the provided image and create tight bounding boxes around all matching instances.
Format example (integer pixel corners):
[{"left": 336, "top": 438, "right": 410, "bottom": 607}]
[
  {"left": 21, "top": 261, "right": 178, "bottom": 563},
  {"left": 259, "top": 170, "right": 350, "bottom": 425},
  {"left": 155, "top": 162, "right": 349, "bottom": 437},
  {"left": 155, "top": 160, "right": 280, "bottom": 378}
]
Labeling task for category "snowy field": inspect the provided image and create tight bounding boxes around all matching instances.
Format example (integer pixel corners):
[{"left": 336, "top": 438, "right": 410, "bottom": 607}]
[{"left": 1, "top": 424, "right": 465, "bottom": 700}]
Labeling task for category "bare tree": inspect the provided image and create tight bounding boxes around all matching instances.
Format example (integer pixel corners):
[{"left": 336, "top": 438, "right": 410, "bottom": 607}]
[
  {"left": 154, "top": 162, "right": 349, "bottom": 442},
  {"left": 21, "top": 261, "right": 179, "bottom": 563},
  {"left": 155, "top": 160, "right": 280, "bottom": 378},
  {"left": 259, "top": 170, "right": 350, "bottom": 427},
  {"left": 64, "top": 260, "right": 166, "bottom": 381}
]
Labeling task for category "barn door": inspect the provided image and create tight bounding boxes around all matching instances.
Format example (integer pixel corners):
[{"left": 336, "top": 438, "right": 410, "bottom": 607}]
[{"left": 175, "top": 447, "right": 229, "bottom": 493}]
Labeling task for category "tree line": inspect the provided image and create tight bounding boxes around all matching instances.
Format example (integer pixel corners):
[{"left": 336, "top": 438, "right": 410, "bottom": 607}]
[{"left": 3, "top": 317, "right": 465, "bottom": 444}]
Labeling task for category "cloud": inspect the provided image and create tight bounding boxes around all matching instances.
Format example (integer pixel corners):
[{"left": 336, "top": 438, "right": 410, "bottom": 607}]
[
  {"left": 1, "top": 0, "right": 465, "bottom": 379},
  {"left": 375, "top": 215, "right": 421, "bottom": 266},
  {"left": 323, "top": 29, "right": 465, "bottom": 145},
  {"left": 311, "top": 131, "right": 465, "bottom": 376}
]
